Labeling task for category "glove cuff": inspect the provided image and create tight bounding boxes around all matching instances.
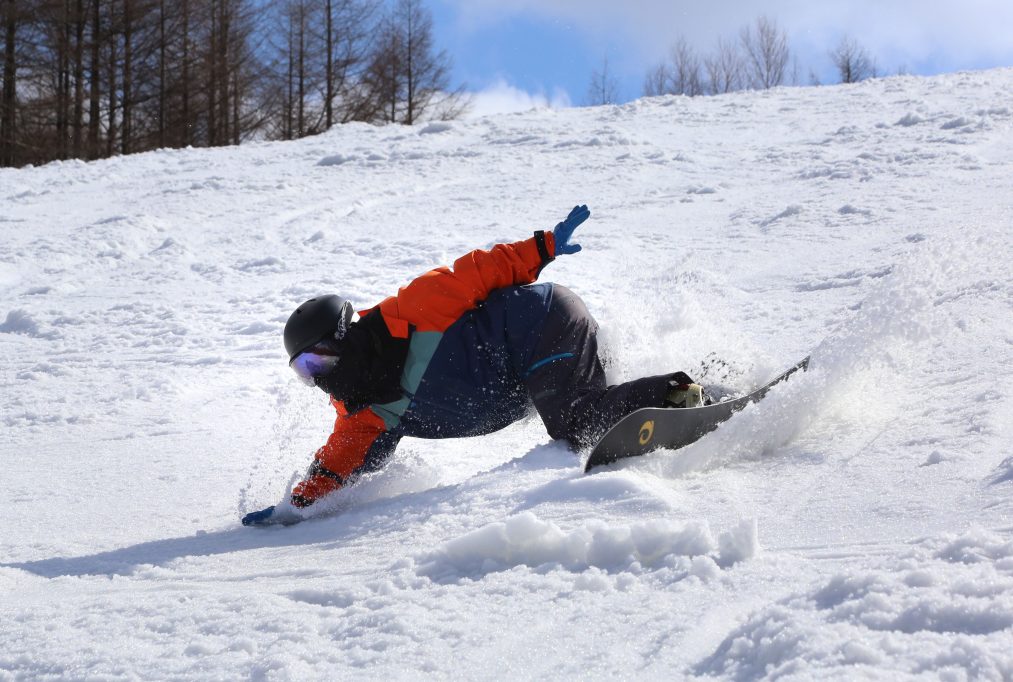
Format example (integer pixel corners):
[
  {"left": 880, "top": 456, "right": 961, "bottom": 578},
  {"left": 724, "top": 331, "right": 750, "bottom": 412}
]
[
  {"left": 291, "top": 460, "right": 344, "bottom": 507},
  {"left": 534, "top": 230, "right": 555, "bottom": 265}
]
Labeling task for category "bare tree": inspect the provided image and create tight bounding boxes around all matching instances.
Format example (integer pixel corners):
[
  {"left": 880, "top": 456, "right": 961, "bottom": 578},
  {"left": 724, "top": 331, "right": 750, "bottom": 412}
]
[
  {"left": 669, "top": 38, "right": 703, "bottom": 96},
  {"left": 179, "top": 0, "right": 192, "bottom": 146},
  {"left": 740, "top": 15, "right": 789, "bottom": 89},
  {"left": 121, "top": 0, "right": 136, "bottom": 153},
  {"left": 643, "top": 62, "right": 667, "bottom": 97},
  {"left": 157, "top": 0, "right": 166, "bottom": 145},
  {"left": 0, "top": 0, "right": 19, "bottom": 166},
  {"left": 363, "top": 11, "right": 401, "bottom": 123},
  {"left": 322, "top": 0, "right": 375, "bottom": 127},
  {"left": 42, "top": 0, "right": 73, "bottom": 159},
  {"left": 133, "top": 0, "right": 171, "bottom": 150},
  {"left": 269, "top": 0, "right": 324, "bottom": 139},
  {"left": 789, "top": 54, "right": 801, "bottom": 86},
  {"left": 287, "top": 0, "right": 310, "bottom": 137},
  {"left": 116, "top": 0, "right": 167, "bottom": 152},
  {"left": 72, "top": 0, "right": 86, "bottom": 155},
  {"left": 363, "top": 0, "right": 460, "bottom": 125},
  {"left": 265, "top": 0, "right": 383, "bottom": 138},
  {"left": 86, "top": 0, "right": 101, "bottom": 158},
  {"left": 704, "top": 36, "right": 743, "bottom": 94},
  {"left": 203, "top": 0, "right": 262, "bottom": 146},
  {"left": 323, "top": 0, "right": 334, "bottom": 126},
  {"left": 586, "top": 53, "right": 619, "bottom": 105},
  {"left": 830, "top": 35, "right": 876, "bottom": 83},
  {"left": 642, "top": 37, "right": 702, "bottom": 97},
  {"left": 399, "top": 0, "right": 453, "bottom": 124},
  {"left": 106, "top": 0, "right": 118, "bottom": 156}
]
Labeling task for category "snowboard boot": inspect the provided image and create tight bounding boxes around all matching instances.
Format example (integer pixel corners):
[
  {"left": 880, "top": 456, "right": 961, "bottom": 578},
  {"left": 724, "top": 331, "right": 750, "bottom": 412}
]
[{"left": 665, "top": 371, "right": 708, "bottom": 408}]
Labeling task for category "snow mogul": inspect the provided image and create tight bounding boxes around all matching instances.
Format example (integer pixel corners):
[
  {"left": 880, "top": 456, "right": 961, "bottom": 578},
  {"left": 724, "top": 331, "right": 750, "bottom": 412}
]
[{"left": 243, "top": 205, "right": 705, "bottom": 526}]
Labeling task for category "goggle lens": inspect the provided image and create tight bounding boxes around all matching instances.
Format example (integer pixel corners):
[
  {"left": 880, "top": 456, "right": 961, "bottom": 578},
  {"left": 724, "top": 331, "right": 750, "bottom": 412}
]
[{"left": 290, "top": 349, "right": 339, "bottom": 385}]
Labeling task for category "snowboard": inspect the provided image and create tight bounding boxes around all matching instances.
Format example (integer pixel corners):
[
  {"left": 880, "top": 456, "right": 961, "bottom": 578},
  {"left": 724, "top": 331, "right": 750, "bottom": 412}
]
[{"left": 584, "top": 356, "right": 810, "bottom": 473}]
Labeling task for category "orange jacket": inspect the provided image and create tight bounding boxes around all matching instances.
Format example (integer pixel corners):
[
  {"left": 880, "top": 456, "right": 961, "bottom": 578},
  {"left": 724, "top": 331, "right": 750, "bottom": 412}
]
[{"left": 291, "top": 231, "right": 556, "bottom": 507}]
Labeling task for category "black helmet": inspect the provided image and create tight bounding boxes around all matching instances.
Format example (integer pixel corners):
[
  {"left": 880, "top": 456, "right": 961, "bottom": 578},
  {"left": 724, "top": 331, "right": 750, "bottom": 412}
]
[{"left": 283, "top": 295, "right": 355, "bottom": 361}]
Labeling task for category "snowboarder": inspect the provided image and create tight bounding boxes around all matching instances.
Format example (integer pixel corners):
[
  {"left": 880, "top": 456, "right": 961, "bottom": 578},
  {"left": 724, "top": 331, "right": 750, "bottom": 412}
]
[{"left": 243, "top": 205, "right": 704, "bottom": 526}]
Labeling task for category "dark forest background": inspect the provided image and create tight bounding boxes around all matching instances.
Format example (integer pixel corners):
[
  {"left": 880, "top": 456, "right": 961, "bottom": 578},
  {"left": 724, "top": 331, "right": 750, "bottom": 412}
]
[{"left": 0, "top": 0, "right": 462, "bottom": 167}]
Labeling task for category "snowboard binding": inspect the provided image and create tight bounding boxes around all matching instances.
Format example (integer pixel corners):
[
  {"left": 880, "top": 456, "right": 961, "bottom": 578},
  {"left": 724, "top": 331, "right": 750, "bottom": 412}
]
[{"left": 664, "top": 371, "right": 710, "bottom": 408}]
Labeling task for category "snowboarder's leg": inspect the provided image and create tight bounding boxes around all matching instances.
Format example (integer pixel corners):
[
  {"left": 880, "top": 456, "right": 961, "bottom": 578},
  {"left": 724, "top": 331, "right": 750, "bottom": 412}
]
[{"left": 524, "top": 285, "right": 673, "bottom": 448}]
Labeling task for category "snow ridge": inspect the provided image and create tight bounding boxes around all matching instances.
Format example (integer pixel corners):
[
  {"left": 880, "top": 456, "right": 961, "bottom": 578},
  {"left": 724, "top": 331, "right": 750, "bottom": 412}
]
[{"left": 413, "top": 512, "right": 758, "bottom": 582}]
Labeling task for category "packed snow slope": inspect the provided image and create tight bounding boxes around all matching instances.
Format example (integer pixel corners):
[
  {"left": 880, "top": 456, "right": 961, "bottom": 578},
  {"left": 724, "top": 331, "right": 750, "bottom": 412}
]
[{"left": 2, "top": 70, "right": 1012, "bottom": 680}]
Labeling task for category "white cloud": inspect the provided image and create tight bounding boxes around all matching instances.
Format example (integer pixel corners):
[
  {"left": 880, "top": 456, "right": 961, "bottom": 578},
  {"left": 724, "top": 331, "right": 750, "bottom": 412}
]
[
  {"left": 463, "top": 80, "right": 573, "bottom": 118},
  {"left": 443, "top": 0, "right": 1013, "bottom": 75}
]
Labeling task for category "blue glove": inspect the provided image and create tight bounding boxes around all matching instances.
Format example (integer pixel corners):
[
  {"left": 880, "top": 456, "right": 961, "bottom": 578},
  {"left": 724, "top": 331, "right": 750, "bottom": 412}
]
[
  {"left": 242, "top": 505, "right": 302, "bottom": 527},
  {"left": 552, "top": 205, "right": 590, "bottom": 256},
  {"left": 243, "top": 500, "right": 301, "bottom": 526},
  {"left": 242, "top": 506, "right": 278, "bottom": 526}
]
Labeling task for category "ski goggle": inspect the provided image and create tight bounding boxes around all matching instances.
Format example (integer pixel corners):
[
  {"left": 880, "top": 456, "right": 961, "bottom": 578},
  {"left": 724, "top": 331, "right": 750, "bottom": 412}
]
[{"left": 290, "top": 343, "right": 340, "bottom": 386}]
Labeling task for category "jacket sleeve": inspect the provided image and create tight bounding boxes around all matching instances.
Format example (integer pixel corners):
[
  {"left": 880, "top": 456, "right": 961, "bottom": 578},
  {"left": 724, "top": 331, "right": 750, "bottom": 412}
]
[
  {"left": 290, "top": 401, "right": 399, "bottom": 508},
  {"left": 374, "top": 231, "right": 556, "bottom": 336}
]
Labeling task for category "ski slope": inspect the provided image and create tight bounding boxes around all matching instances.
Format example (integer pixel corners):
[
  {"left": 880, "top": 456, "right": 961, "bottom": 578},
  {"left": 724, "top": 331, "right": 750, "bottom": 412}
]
[{"left": 2, "top": 69, "right": 1012, "bottom": 679}]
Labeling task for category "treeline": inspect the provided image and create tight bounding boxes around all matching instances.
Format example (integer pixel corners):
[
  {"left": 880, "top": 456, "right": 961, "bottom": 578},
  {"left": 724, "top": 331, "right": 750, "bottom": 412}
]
[
  {"left": 643, "top": 16, "right": 795, "bottom": 98},
  {"left": 589, "top": 15, "right": 884, "bottom": 105},
  {"left": 0, "top": 0, "right": 462, "bottom": 168}
]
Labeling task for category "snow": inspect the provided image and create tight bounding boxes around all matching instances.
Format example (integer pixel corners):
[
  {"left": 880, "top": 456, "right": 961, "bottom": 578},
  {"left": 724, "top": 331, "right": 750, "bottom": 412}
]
[
  {"left": 701, "top": 528, "right": 1013, "bottom": 680},
  {"left": 412, "top": 512, "right": 755, "bottom": 581},
  {"left": 2, "top": 69, "right": 1012, "bottom": 679}
]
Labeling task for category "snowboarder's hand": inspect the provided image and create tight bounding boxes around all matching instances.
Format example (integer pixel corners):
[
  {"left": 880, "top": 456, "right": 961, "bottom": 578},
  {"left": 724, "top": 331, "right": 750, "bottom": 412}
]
[
  {"left": 552, "top": 205, "right": 590, "bottom": 256},
  {"left": 242, "top": 506, "right": 277, "bottom": 526},
  {"left": 242, "top": 505, "right": 301, "bottom": 527}
]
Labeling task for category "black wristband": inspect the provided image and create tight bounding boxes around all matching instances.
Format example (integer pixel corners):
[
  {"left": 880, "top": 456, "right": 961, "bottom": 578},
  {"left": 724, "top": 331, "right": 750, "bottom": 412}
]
[
  {"left": 308, "top": 459, "right": 344, "bottom": 484},
  {"left": 290, "top": 494, "right": 313, "bottom": 508},
  {"left": 534, "top": 230, "right": 553, "bottom": 264}
]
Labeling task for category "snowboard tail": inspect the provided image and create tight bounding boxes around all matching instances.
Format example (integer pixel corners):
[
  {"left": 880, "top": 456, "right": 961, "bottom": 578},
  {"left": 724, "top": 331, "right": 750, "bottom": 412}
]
[{"left": 584, "top": 356, "right": 810, "bottom": 473}]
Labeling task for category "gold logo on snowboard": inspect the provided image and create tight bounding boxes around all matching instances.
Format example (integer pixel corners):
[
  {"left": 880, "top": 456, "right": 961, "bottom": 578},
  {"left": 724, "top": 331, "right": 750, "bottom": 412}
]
[{"left": 638, "top": 420, "right": 655, "bottom": 446}]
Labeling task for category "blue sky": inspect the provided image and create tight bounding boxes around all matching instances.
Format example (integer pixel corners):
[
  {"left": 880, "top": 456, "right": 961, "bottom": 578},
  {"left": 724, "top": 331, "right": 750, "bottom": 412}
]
[{"left": 427, "top": 1, "right": 1013, "bottom": 113}]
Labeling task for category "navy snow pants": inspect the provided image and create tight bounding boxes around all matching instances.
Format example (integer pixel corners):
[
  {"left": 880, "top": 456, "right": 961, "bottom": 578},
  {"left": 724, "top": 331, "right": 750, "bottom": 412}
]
[{"left": 524, "top": 285, "right": 673, "bottom": 448}]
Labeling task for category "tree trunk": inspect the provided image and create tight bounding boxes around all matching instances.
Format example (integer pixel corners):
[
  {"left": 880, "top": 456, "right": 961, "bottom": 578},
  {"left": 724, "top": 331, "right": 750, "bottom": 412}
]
[
  {"left": 325, "top": 0, "right": 332, "bottom": 129},
  {"left": 107, "top": 14, "right": 117, "bottom": 158},
  {"left": 57, "top": 0, "right": 71, "bottom": 159},
  {"left": 404, "top": 4, "right": 413, "bottom": 125},
  {"left": 73, "top": 0, "right": 85, "bottom": 157},
  {"left": 218, "top": 0, "right": 229, "bottom": 144},
  {"left": 87, "top": 0, "right": 101, "bottom": 159},
  {"left": 297, "top": 2, "right": 304, "bottom": 137},
  {"left": 121, "top": 0, "right": 131, "bottom": 154},
  {"left": 181, "top": 0, "right": 190, "bottom": 146},
  {"left": 209, "top": 0, "right": 218, "bottom": 145},
  {"left": 157, "top": 0, "right": 164, "bottom": 147},
  {"left": 388, "top": 52, "right": 395, "bottom": 123},
  {"left": 232, "top": 70, "right": 239, "bottom": 145},
  {"left": 0, "top": 0, "right": 17, "bottom": 166},
  {"left": 285, "top": 10, "right": 293, "bottom": 140}
]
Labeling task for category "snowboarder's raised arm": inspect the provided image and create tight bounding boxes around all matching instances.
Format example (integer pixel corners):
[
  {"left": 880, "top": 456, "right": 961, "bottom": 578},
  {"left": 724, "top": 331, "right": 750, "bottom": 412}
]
[{"left": 369, "top": 205, "right": 590, "bottom": 337}]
